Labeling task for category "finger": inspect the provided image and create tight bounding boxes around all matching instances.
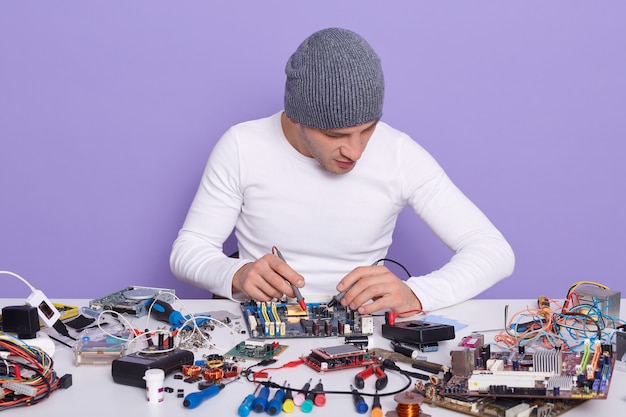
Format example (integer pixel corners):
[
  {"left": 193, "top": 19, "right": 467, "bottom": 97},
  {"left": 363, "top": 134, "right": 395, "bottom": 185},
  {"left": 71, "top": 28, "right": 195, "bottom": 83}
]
[
  {"left": 348, "top": 280, "right": 391, "bottom": 311},
  {"left": 336, "top": 266, "right": 367, "bottom": 292},
  {"left": 241, "top": 261, "right": 287, "bottom": 300},
  {"left": 269, "top": 256, "right": 305, "bottom": 288},
  {"left": 339, "top": 266, "right": 385, "bottom": 306},
  {"left": 356, "top": 297, "right": 389, "bottom": 315},
  {"left": 242, "top": 276, "right": 283, "bottom": 301}
]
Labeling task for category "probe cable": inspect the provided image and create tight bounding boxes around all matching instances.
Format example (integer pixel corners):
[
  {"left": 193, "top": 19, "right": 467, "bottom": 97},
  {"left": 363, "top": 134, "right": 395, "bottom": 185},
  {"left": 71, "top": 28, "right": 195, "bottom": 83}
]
[{"left": 244, "top": 358, "right": 413, "bottom": 399}]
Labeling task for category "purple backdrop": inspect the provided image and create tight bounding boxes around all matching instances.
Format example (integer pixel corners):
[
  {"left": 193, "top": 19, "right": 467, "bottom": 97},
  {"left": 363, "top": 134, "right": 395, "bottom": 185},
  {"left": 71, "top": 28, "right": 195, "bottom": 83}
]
[{"left": 1, "top": 2, "right": 625, "bottom": 304}]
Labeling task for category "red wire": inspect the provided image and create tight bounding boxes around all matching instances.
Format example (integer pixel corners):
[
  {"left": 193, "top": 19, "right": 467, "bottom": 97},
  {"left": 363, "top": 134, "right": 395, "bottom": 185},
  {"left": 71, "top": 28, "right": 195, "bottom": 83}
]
[
  {"left": 253, "top": 359, "right": 304, "bottom": 381},
  {"left": 386, "top": 309, "right": 423, "bottom": 326}
]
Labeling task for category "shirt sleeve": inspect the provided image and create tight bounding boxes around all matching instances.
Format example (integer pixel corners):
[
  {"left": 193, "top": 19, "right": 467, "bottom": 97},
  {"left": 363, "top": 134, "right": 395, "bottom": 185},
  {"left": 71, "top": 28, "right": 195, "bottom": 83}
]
[
  {"left": 400, "top": 140, "right": 515, "bottom": 312},
  {"left": 169, "top": 127, "right": 250, "bottom": 300}
]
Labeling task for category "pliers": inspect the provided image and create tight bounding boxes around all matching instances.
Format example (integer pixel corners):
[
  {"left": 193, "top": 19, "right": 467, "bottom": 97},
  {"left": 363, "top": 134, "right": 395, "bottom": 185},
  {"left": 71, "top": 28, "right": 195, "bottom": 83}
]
[{"left": 354, "top": 364, "right": 388, "bottom": 390}]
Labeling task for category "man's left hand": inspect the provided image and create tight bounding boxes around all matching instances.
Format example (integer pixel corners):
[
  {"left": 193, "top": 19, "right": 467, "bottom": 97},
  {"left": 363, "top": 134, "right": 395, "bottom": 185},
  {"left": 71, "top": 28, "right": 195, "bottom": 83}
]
[{"left": 336, "top": 265, "right": 422, "bottom": 314}]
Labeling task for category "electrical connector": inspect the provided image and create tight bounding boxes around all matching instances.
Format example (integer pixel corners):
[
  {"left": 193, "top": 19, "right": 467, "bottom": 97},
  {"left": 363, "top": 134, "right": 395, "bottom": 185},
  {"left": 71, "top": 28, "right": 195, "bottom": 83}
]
[
  {"left": 59, "top": 374, "right": 73, "bottom": 389},
  {"left": 2, "top": 382, "right": 38, "bottom": 397},
  {"left": 52, "top": 319, "right": 72, "bottom": 338}
]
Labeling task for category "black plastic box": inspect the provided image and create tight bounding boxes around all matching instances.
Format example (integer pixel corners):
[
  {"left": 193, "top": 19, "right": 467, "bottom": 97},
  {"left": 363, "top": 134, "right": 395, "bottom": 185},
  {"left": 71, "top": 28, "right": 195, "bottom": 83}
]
[
  {"left": 111, "top": 348, "right": 194, "bottom": 388},
  {"left": 381, "top": 320, "right": 455, "bottom": 344}
]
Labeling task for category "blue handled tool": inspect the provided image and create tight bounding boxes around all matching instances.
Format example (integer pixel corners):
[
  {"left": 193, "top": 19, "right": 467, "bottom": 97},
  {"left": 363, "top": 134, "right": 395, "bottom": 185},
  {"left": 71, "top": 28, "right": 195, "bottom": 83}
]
[
  {"left": 147, "top": 298, "right": 209, "bottom": 330},
  {"left": 350, "top": 384, "right": 368, "bottom": 414},
  {"left": 183, "top": 378, "right": 237, "bottom": 409},
  {"left": 238, "top": 385, "right": 261, "bottom": 417},
  {"left": 267, "top": 383, "right": 286, "bottom": 416},
  {"left": 253, "top": 379, "right": 272, "bottom": 413}
]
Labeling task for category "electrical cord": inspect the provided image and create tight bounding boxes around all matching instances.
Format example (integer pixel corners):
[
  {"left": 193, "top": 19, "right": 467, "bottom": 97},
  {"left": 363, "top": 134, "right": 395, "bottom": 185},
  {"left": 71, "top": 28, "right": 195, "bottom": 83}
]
[
  {"left": 0, "top": 271, "right": 37, "bottom": 292},
  {"left": 244, "top": 358, "right": 413, "bottom": 399},
  {"left": 372, "top": 258, "right": 412, "bottom": 278}
]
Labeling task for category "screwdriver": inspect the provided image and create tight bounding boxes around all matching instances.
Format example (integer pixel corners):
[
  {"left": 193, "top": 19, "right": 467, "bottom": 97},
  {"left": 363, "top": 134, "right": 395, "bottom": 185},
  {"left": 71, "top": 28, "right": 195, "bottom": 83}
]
[
  {"left": 371, "top": 391, "right": 383, "bottom": 417},
  {"left": 148, "top": 298, "right": 187, "bottom": 327},
  {"left": 282, "top": 384, "right": 295, "bottom": 413},
  {"left": 237, "top": 384, "right": 261, "bottom": 417},
  {"left": 267, "top": 383, "right": 286, "bottom": 416},
  {"left": 293, "top": 378, "right": 312, "bottom": 407},
  {"left": 147, "top": 297, "right": 208, "bottom": 329},
  {"left": 350, "top": 384, "right": 368, "bottom": 414},
  {"left": 183, "top": 378, "right": 238, "bottom": 409},
  {"left": 252, "top": 379, "right": 272, "bottom": 413}
]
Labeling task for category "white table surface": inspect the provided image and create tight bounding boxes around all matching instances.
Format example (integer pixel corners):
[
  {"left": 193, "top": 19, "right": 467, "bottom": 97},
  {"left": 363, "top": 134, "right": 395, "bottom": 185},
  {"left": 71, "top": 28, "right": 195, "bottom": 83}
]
[{"left": 1, "top": 298, "right": 625, "bottom": 416}]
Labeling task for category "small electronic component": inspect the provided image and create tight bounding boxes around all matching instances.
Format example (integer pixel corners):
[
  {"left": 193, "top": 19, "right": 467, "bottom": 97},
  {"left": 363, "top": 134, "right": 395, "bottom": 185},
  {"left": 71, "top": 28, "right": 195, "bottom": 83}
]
[
  {"left": 345, "top": 335, "right": 369, "bottom": 349},
  {"left": 240, "top": 300, "right": 374, "bottom": 339},
  {"left": 617, "top": 326, "right": 626, "bottom": 364},
  {"left": 302, "top": 344, "right": 376, "bottom": 372}
]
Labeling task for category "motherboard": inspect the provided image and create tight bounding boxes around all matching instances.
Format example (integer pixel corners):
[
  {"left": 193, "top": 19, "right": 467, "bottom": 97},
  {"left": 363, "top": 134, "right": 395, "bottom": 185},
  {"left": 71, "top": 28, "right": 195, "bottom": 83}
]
[{"left": 240, "top": 299, "right": 374, "bottom": 339}]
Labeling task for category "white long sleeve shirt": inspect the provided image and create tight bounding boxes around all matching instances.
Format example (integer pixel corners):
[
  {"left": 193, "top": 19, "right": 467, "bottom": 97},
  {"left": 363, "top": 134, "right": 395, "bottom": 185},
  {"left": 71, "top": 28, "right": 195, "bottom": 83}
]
[{"left": 170, "top": 111, "right": 514, "bottom": 311}]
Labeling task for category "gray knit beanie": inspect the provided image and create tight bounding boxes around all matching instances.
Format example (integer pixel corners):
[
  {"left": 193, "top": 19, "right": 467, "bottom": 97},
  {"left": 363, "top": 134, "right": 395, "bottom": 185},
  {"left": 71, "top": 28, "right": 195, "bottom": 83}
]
[{"left": 284, "top": 28, "right": 384, "bottom": 130}]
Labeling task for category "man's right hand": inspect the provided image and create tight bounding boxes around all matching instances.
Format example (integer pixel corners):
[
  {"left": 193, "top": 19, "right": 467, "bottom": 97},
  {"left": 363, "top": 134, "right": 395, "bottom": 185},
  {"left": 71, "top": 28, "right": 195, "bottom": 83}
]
[{"left": 232, "top": 253, "right": 305, "bottom": 301}]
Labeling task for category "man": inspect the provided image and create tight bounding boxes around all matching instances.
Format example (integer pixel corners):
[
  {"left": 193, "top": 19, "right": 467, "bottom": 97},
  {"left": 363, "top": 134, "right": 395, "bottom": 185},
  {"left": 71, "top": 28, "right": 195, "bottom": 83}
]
[{"left": 170, "top": 27, "right": 515, "bottom": 314}]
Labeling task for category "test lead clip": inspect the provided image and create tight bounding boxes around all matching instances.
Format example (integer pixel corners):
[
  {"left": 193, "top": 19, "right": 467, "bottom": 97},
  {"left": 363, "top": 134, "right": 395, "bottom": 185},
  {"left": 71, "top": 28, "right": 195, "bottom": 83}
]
[{"left": 272, "top": 246, "right": 306, "bottom": 311}]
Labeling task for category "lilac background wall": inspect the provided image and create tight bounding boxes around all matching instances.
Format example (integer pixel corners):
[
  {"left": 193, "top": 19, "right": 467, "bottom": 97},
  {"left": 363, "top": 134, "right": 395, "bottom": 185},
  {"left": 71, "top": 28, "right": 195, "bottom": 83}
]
[{"left": 2, "top": 2, "right": 625, "bottom": 303}]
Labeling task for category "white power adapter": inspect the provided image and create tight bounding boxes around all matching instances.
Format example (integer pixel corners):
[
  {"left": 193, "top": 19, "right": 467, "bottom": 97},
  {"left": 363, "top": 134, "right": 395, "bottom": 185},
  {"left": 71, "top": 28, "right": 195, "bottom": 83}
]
[{"left": 25, "top": 289, "right": 61, "bottom": 328}]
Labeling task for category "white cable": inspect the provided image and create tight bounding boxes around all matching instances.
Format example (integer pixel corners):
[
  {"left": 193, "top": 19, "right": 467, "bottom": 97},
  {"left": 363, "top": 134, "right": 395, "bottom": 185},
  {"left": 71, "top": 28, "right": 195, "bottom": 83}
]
[{"left": 0, "top": 270, "right": 37, "bottom": 292}]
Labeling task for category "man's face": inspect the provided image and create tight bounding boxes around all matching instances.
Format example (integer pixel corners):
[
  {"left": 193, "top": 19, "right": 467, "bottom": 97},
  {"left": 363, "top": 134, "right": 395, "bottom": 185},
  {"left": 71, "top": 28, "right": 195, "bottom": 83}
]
[{"left": 294, "top": 121, "right": 378, "bottom": 174}]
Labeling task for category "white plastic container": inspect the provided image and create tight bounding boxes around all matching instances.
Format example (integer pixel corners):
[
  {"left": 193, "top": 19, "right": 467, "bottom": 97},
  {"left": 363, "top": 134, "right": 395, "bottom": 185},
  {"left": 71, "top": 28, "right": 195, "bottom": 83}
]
[{"left": 143, "top": 368, "right": 165, "bottom": 404}]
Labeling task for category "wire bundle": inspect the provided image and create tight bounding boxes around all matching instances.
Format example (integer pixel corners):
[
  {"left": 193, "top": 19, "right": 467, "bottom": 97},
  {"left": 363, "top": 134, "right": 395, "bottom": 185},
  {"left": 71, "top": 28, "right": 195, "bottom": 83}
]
[
  {"left": 0, "top": 333, "right": 64, "bottom": 411},
  {"left": 494, "top": 282, "right": 625, "bottom": 352}
]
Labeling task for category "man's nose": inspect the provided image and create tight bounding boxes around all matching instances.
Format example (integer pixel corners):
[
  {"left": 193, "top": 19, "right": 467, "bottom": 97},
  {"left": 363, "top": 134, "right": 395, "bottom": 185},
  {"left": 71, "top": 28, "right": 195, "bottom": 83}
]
[{"left": 340, "top": 134, "right": 366, "bottom": 160}]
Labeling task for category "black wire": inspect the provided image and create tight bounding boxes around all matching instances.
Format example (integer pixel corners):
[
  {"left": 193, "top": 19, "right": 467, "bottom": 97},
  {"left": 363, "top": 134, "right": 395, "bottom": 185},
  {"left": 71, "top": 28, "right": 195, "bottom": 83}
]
[
  {"left": 245, "top": 361, "right": 413, "bottom": 398},
  {"left": 373, "top": 258, "right": 411, "bottom": 278},
  {"left": 47, "top": 334, "right": 74, "bottom": 349}
]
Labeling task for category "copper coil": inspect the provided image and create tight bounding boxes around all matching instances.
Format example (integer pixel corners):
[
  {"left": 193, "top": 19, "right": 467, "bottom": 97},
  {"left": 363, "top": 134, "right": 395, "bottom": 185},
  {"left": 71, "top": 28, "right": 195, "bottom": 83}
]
[
  {"left": 396, "top": 402, "right": 422, "bottom": 417},
  {"left": 429, "top": 374, "right": 439, "bottom": 385},
  {"left": 203, "top": 367, "right": 224, "bottom": 381},
  {"left": 206, "top": 359, "right": 223, "bottom": 368},
  {"left": 393, "top": 391, "right": 424, "bottom": 417},
  {"left": 181, "top": 364, "right": 202, "bottom": 377}
]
